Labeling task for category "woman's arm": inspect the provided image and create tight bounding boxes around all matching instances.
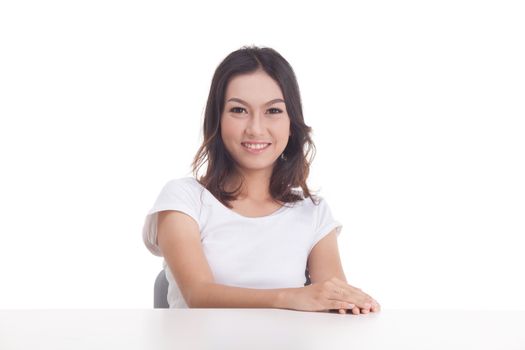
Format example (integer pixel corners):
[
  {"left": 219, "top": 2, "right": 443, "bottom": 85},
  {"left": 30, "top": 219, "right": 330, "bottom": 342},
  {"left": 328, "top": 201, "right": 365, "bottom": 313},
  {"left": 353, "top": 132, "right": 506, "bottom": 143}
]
[
  {"left": 307, "top": 229, "right": 347, "bottom": 284},
  {"left": 157, "top": 210, "right": 290, "bottom": 308},
  {"left": 157, "top": 211, "right": 375, "bottom": 312},
  {"left": 306, "top": 229, "right": 381, "bottom": 314}
]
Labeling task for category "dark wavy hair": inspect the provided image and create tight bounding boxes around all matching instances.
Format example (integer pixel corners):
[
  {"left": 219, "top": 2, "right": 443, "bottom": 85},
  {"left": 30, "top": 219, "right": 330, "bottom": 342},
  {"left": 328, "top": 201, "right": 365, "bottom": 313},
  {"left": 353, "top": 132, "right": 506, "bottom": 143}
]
[{"left": 191, "top": 45, "right": 320, "bottom": 208}]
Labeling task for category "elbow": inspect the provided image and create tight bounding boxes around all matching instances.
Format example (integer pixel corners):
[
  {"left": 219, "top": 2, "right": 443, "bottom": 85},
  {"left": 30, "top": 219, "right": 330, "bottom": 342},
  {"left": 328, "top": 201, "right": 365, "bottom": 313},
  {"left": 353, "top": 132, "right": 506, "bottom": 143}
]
[
  {"left": 183, "top": 283, "right": 209, "bottom": 308},
  {"left": 185, "top": 296, "right": 200, "bottom": 308},
  {"left": 184, "top": 291, "right": 200, "bottom": 308}
]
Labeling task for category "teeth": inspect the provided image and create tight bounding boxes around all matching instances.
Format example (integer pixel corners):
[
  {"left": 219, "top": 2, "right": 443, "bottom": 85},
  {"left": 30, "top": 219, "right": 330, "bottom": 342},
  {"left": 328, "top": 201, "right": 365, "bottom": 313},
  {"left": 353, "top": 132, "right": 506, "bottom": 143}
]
[{"left": 243, "top": 143, "right": 270, "bottom": 150}]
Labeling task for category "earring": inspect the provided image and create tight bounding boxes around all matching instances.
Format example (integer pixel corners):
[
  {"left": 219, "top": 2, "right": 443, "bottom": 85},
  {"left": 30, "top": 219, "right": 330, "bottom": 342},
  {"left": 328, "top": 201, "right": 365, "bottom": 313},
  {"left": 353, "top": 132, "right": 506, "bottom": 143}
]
[{"left": 280, "top": 152, "right": 287, "bottom": 161}]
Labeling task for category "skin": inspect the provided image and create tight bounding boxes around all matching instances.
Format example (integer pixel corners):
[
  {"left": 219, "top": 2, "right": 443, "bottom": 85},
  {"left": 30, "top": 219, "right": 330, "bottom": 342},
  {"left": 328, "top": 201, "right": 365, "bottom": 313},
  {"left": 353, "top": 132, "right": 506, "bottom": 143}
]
[
  {"left": 219, "top": 69, "right": 379, "bottom": 314},
  {"left": 220, "top": 69, "right": 291, "bottom": 204}
]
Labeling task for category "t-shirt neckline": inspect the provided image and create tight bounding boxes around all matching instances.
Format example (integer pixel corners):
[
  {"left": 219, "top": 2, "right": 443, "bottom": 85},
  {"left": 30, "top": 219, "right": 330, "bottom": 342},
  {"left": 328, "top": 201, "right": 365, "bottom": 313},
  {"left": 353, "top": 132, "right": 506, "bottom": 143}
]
[{"left": 189, "top": 177, "right": 290, "bottom": 220}]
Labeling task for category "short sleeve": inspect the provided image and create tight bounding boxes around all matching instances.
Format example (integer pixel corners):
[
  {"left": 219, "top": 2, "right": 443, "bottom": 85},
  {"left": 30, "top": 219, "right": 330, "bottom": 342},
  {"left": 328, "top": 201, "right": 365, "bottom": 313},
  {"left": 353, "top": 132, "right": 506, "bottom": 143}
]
[
  {"left": 142, "top": 178, "right": 202, "bottom": 257},
  {"left": 309, "top": 197, "right": 343, "bottom": 252}
]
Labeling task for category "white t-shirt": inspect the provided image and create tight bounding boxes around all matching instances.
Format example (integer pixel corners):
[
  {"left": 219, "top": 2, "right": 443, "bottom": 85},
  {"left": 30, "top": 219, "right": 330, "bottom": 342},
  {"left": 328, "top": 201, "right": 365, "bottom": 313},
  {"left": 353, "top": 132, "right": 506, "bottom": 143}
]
[{"left": 142, "top": 177, "right": 343, "bottom": 308}]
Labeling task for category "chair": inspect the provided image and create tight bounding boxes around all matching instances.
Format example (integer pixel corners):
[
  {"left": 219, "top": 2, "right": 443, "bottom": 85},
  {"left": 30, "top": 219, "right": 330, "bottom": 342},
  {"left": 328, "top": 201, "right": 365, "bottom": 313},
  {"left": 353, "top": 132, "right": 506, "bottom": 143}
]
[
  {"left": 154, "top": 270, "right": 170, "bottom": 308},
  {"left": 153, "top": 268, "right": 312, "bottom": 308}
]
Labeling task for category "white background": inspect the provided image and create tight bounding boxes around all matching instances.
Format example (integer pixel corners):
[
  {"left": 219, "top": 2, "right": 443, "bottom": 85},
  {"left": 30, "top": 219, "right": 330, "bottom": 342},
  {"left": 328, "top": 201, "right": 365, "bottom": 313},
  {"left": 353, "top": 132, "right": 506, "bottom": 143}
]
[{"left": 0, "top": 0, "right": 523, "bottom": 309}]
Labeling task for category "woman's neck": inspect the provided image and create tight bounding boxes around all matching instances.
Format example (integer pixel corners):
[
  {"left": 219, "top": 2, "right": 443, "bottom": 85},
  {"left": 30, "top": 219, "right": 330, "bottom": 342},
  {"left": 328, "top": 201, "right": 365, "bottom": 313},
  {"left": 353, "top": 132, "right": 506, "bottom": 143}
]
[{"left": 225, "top": 172, "right": 272, "bottom": 202}]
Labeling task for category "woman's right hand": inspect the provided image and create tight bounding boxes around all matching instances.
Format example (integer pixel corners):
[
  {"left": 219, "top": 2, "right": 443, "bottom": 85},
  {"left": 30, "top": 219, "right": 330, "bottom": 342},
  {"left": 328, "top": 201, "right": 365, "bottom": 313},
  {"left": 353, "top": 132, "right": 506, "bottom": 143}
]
[{"left": 281, "top": 277, "right": 380, "bottom": 314}]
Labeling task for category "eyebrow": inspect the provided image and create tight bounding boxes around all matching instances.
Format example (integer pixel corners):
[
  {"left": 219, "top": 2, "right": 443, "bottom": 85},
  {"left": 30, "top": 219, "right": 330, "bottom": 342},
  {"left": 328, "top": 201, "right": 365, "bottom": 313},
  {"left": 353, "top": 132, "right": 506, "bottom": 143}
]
[{"left": 226, "top": 97, "right": 285, "bottom": 106}]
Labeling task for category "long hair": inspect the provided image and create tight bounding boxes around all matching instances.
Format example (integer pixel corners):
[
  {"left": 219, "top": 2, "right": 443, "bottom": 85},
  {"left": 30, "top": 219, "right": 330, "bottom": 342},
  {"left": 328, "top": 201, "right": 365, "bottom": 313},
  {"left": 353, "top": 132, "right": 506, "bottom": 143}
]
[{"left": 191, "top": 45, "right": 320, "bottom": 208}]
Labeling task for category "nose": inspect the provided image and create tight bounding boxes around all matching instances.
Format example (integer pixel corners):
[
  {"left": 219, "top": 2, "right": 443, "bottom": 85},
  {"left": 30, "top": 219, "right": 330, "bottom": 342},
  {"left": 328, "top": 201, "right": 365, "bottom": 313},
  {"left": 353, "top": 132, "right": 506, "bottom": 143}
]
[{"left": 246, "top": 111, "right": 265, "bottom": 135}]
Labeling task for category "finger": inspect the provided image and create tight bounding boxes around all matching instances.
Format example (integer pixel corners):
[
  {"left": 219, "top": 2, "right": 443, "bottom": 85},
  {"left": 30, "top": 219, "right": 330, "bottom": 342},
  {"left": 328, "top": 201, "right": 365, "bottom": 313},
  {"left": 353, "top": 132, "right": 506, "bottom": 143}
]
[
  {"left": 330, "top": 300, "right": 349, "bottom": 311},
  {"left": 331, "top": 280, "right": 374, "bottom": 308},
  {"left": 357, "top": 291, "right": 375, "bottom": 304},
  {"left": 371, "top": 300, "right": 381, "bottom": 312},
  {"left": 330, "top": 294, "right": 371, "bottom": 309},
  {"left": 353, "top": 296, "right": 373, "bottom": 309},
  {"left": 329, "top": 287, "right": 370, "bottom": 309},
  {"left": 327, "top": 295, "right": 355, "bottom": 308},
  {"left": 339, "top": 308, "right": 346, "bottom": 314},
  {"left": 351, "top": 306, "right": 360, "bottom": 315}
]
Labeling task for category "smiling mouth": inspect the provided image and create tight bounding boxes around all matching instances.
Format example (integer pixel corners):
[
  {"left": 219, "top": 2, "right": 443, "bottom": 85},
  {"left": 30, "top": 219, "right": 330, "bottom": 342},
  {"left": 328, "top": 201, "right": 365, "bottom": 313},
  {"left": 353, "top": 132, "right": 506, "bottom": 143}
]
[
  {"left": 241, "top": 143, "right": 272, "bottom": 154},
  {"left": 241, "top": 143, "right": 272, "bottom": 150}
]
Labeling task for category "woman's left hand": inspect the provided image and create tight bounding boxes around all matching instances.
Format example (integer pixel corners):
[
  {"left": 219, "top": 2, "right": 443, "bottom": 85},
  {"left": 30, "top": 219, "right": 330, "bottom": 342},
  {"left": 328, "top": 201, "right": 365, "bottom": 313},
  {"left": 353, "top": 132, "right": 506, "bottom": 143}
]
[{"left": 337, "top": 285, "right": 380, "bottom": 315}]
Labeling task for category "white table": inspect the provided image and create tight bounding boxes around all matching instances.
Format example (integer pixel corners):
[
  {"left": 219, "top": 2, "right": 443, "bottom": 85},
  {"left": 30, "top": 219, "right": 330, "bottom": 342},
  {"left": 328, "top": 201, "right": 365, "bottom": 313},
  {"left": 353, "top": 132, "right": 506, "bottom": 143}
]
[{"left": 1, "top": 309, "right": 524, "bottom": 349}]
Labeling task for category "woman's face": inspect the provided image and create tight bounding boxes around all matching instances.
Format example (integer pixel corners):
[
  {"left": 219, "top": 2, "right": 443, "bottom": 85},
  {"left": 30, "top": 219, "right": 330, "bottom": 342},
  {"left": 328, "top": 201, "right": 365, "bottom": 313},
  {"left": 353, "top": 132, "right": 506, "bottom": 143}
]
[{"left": 220, "top": 70, "right": 291, "bottom": 177}]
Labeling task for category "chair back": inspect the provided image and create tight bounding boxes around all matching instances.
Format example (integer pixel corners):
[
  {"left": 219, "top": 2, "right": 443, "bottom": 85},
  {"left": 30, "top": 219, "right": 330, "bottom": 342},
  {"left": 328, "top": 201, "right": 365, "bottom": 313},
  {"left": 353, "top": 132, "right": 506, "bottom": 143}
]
[{"left": 154, "top": 270, "right": 169, "bottom": 308}]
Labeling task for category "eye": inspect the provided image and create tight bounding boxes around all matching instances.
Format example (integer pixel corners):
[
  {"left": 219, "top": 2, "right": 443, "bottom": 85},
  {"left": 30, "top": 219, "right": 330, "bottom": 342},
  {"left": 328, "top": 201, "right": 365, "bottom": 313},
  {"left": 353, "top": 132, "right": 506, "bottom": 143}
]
[
  {"left": 229, "top": 107, "right": 283, "bottom": 115},
  {"left": 230, "top": 107, "right": 247, "bottom": 114},
  {"left": 267, "top": 108, "right": 283, "bottom": 114}
]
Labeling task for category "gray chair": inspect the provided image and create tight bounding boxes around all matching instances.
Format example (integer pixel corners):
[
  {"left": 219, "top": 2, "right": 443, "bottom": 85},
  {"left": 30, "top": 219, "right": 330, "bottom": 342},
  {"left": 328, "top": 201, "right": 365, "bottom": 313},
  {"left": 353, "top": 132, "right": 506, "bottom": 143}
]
[
  {"left": 154, "top": 270, "right": 170, "bottom": 308},
  {"left": 153, "top": 268, "right": 312, "bottom": 308}
]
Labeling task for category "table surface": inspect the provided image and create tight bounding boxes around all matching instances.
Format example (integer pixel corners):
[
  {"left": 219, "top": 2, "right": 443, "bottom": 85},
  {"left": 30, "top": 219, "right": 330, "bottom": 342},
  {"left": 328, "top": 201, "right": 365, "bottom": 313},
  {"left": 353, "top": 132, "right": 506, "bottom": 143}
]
[{"left": 1, "top": 309, "right": 524, "bottom": 350}]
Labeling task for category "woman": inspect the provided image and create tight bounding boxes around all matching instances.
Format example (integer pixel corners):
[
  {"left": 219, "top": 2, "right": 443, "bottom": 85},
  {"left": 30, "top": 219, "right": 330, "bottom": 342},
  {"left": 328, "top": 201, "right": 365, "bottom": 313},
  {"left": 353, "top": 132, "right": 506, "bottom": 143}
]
[{"left": 143, "top": 45, "right": 380, "bottom": 314}]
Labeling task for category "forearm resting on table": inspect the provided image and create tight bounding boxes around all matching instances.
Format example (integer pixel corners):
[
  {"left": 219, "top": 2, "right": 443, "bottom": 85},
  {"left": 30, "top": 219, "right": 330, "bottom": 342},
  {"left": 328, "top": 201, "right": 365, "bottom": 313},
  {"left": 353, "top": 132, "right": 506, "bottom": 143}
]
[{"left": 188, "top": 282, "right": 295, "bottom": 309}]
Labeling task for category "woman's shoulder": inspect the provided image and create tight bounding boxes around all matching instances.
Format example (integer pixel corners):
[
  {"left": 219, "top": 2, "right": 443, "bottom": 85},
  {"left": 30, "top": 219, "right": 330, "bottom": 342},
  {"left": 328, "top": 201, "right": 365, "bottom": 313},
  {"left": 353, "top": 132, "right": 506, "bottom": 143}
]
[
  {"left": 153, "top": 176, "right": 206, "bottom": 205},
  {"left": 162, "top": 176, "right": 202, "bottom": 191}
]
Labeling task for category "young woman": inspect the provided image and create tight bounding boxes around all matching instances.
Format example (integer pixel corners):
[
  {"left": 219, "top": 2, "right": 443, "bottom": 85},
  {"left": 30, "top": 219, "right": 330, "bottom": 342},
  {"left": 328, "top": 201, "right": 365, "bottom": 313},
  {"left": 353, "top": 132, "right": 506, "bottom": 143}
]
[{"left": 143, "top": 45, "right": 380, "bottom": 315}]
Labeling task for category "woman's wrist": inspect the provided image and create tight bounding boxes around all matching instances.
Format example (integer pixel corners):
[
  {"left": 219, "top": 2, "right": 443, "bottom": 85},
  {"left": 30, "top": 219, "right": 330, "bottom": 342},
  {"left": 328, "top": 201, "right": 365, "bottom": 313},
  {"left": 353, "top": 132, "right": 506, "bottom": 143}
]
[{"left": 274, "top": 288, "right": 296, "bottom": 309}]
